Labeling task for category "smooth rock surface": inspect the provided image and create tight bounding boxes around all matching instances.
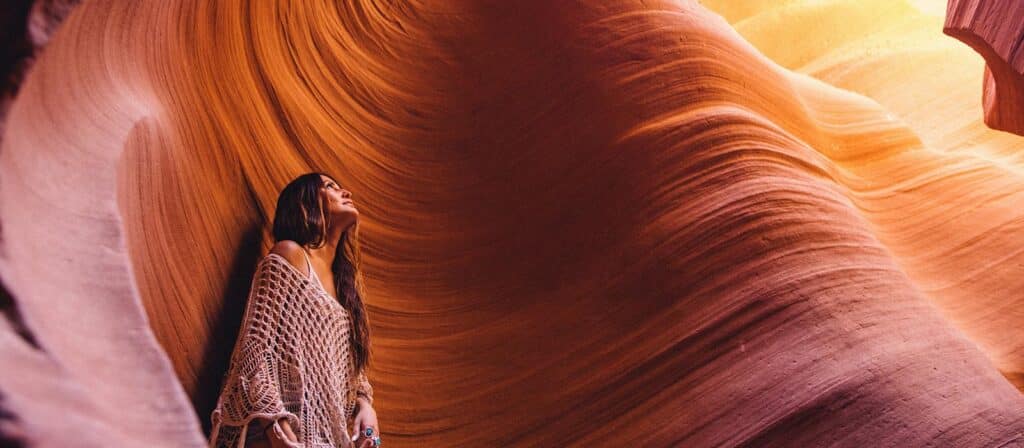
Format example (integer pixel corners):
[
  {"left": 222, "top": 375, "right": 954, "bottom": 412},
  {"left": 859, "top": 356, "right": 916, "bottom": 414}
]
[
  {"left": 1, "top": 1, "right": 1023, "bottom": 447},
  {"left": 944, "top": 0, "right": 1024, "bottom": 136}
]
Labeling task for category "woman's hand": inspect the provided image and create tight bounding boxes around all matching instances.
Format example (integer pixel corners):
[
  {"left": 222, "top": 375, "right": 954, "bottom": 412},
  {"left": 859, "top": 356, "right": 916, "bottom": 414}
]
[
  {"left": 266, "top": 417, "right": 300, "bottom": 448},
  {"left": 351, "top": 397, "right": 380, "bottom": 447}
]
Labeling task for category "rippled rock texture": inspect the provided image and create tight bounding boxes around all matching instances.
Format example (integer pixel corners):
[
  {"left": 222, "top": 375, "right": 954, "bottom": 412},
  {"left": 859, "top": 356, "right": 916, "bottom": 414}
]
[
  {"left": 1, "top": 0, "right": 1023, "bottom": 447},
  {"left": 0, "top": 0, "right": 80, "bottom": 140},
  {"left": 945, "top": 0, "right": 1024, "bottom": 136}
]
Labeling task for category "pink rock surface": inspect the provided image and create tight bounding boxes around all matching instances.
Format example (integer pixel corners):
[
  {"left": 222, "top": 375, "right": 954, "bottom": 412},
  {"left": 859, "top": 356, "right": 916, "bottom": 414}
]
[
  {"left": 0, "top": 0, "right": 80, "bottom": 141},
  {"left": 945, "top": 0, "right": 1024, "bottom": 135},
  {"left": 1, "top": 1, "right": 1023, "bottom": 447}
]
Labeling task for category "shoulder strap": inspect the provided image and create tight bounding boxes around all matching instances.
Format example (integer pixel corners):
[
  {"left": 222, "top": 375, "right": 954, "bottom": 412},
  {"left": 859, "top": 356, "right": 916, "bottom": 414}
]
[{"left": 300, "top": 247, "right": 315, "bottom": 280}]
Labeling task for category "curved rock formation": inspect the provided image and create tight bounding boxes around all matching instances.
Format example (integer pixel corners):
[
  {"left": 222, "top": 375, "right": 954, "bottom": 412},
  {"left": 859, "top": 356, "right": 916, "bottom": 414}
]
[
  {"left": 1, "top": 0, "right": 1023, "bottom": 447},
  {"left": 703, "top": 0, "right": 1024, "bottom": 391},
  {"left": 0, "top": 0, "right": 80, "bottom": 141},
  {"left": 944, "top": 0, "right": 1024, "bottom": 136}
]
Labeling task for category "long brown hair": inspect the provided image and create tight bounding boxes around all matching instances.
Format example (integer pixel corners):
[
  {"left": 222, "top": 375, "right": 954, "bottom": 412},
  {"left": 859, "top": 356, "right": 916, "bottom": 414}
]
[{"left": 271, "top": 172, "right": 371, "bottom": 374}]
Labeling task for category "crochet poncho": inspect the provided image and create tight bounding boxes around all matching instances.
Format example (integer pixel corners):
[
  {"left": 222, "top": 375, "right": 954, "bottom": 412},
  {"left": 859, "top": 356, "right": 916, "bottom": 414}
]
[{"left": 209, "top": 253, "right": 373, "bottom": 448}]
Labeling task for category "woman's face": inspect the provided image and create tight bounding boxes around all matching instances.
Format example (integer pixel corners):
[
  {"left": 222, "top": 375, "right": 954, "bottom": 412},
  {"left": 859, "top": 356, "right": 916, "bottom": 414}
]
[{"left": 319, "top": 175, "right": 358, "bottom": 224}]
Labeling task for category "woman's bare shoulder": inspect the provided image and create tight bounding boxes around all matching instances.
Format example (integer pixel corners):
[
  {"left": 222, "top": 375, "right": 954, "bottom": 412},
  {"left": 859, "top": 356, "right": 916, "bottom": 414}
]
[{"left": 268, "top": 240, "right": 309, "bottom": 276}]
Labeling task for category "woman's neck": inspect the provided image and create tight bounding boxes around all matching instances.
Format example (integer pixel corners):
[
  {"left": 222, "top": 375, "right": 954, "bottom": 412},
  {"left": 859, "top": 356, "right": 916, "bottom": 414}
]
[{"left": 307, "top": 222, "right": 345, "bottom": 263}]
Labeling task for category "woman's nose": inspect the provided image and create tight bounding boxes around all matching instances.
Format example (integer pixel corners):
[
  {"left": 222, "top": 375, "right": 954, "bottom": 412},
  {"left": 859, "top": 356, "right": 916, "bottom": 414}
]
[{"left": 341, "top": 189, "right": 352, "bottom": 198}]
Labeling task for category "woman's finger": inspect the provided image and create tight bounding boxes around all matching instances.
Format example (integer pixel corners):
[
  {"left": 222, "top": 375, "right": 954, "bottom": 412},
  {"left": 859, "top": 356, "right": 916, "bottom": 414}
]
[
  {"left": 358, "top": 425, "right": 378, "bottom": 446},
  {"left": 352, "top": 414, "right": 364, "bottom": 436}
]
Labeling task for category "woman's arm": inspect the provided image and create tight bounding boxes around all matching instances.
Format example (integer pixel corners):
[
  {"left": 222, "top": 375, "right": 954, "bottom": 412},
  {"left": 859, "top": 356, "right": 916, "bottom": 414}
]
[
  {"left": 210, "top": 255, "right": 304, "bottom": 448},
  {"left": 277, "top": 418, "right": 299, "bottom": 442},
  {"left": 356, "top": 371, "right": 374, "bottom": 405},
  {"left": 253, "top": 416, "right": 298, "bottom": 446},
  {"left": 352, "top": 382, "right": 379, "bottom": 446}
]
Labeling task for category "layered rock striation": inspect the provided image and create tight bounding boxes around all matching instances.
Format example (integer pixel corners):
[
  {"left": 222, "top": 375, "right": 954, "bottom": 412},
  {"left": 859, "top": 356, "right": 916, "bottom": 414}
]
[{"left": 1, "top": 1, "right": 1022, "bottom": 446}]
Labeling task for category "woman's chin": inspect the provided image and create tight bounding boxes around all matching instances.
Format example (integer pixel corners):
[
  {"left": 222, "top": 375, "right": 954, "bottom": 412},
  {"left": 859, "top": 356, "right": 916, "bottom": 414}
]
[{"left": 333, "top": 209, "right": 359, "bottom": 224}]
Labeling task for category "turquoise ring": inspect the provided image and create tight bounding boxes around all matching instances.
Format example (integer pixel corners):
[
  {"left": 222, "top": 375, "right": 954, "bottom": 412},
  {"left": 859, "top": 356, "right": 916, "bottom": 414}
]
[{"left": 364, "top": 427, "right": 374, "bottom": 437}]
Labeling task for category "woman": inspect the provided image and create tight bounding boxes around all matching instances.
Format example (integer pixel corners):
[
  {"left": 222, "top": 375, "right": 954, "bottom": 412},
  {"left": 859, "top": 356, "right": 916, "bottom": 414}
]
[{"left": 209, "top": 172, "right": 381, "bottom": 448}]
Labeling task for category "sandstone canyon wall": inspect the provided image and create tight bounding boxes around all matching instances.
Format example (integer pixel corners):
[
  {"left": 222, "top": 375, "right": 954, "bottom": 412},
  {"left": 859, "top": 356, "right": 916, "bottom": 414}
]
[
  {"left": 1, "top": 0, "right": 1023, "bottom": 447},
  {"left": 944, "top": 0, "right": 1024, "bottom": 136},
  {"left": 703, "top": 0, "right": 1024, "bottom": 398}
]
